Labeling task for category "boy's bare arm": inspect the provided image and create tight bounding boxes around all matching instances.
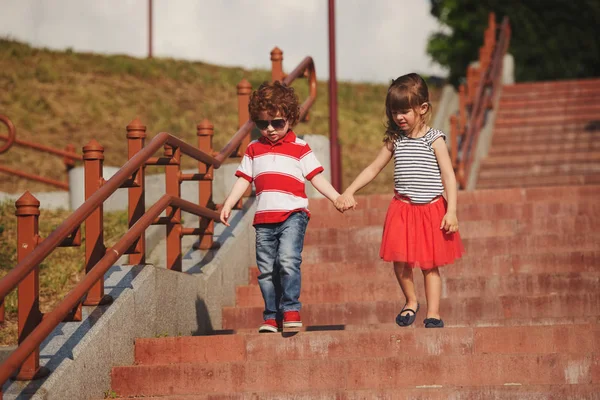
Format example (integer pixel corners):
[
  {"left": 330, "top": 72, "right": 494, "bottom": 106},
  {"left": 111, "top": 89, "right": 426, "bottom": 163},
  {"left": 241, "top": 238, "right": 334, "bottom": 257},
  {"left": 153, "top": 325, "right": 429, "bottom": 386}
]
[
  {"left": 310, "top": 173, "right": 340, "bottom": 203},
  {"left": 220, "top": 177, "right": 251, "bottom": 226}
]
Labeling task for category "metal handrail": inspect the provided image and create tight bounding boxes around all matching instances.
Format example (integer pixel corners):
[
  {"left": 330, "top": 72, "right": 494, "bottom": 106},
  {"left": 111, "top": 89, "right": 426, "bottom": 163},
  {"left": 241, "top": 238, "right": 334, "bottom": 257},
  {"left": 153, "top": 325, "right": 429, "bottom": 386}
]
[
  {"left": 0, "top": 194, "right": 218, "bottom": 387},
  {"left": 0, "top": 115, "right": 16, "bottom": 154},
  {"left": 0, "top": 114, "right": 82, "bottom": 190}
]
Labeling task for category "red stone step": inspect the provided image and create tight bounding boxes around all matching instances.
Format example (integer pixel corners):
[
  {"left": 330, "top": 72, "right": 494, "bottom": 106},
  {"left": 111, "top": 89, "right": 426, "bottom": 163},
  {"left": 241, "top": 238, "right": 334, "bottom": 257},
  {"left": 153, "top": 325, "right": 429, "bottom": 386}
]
[
  {"left": 496, "top": 103, "right": 600, "bottom": 119},
  {"left": 300, "top": 233, "right": 600, "bottom": 264},
  {"left": 493, "top": 122, "right": 596, "bottom": 135},
  {"left": 133, "top": 324, "right": 598, "bottom": 366},
  {"left": 476, "top": 174, "right": 600, "bottom": 189},
  {"left": 305, "top": 215, "right": 598, "bottom": 245},
  {"left": 248, "top": 251, "right": 600, "bottom": 284},
  {"left": 309, "top": 200, "right": 600, "bottom": 229},
  {"left": 488, "top": 141, "right": 600, "bottom": 156},
  {"left": 110, "top": 352, "right": 597, "bottom": 397},
  {"left": 480, "top": 152, "right": 600, "bottom": 168},
  {"left": 308, "top": 185, "right": 600, "bottom": 213},
  {"left": 222, "top": 293, "right": 600, "bottom": 330},
  {"left": 494, "top": 113, "right": 600, "bottom": 127},
  {"left": 499, "top": 92, "right": 600, "bottom": 108},
  {"left": 478, "top": 163, "right": 600, "bottom": 180},
  {"left": 491, "top": 129, "right": 599, "bottom": 143},
  {"left": 108, "top": 384, "right": 600, "bottom": 400},
  {"left": 501, "top": 78, "right": 600, "bottom": 94},
  {"left": 236, "top": 273, "right": 600, "bottom": 306}
]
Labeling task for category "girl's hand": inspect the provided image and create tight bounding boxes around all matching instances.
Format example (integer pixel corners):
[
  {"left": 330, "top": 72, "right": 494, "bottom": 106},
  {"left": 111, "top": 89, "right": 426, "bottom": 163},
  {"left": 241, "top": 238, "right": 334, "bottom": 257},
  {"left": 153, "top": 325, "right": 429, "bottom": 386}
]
[
  {"left": 440, "top": 212, "right": 458, "bottom": 233},
  {"left": 220, "top": 204, "right": 233, "bottom": 226},
  {"left": 335, "top": 193, "right": 357, "bottom": 211}
]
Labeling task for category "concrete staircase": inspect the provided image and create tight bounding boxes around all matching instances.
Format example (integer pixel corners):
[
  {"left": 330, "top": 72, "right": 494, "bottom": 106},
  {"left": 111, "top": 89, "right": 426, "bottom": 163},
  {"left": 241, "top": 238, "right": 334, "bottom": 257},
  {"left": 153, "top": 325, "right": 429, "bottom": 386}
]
[
  {"left": 108, "top": 184, "right": 600, "bottom": 398},
  {"left": 477, "top": 78, "right": 600, "bottom": 189}
]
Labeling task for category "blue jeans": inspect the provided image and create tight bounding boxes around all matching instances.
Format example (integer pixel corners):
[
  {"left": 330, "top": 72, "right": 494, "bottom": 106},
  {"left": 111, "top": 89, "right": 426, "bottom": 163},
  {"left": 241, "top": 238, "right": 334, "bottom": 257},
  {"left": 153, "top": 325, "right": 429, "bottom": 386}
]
[{"left": 255, "top": 211, "right": 309, "bottom": 321}]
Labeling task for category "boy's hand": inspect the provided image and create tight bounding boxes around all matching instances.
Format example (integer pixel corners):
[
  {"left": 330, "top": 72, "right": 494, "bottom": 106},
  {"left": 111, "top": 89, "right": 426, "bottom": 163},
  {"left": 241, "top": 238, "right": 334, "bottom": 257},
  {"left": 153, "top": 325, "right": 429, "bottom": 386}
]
[
  {"left": 220, "top": 204, "right": 233, "bottom": 227},
  {"left": 335, "top": 193, "right": 357, "bottom": 211},
  {"left": 440, "top": 212, "right": 458, "bottom": 233}
]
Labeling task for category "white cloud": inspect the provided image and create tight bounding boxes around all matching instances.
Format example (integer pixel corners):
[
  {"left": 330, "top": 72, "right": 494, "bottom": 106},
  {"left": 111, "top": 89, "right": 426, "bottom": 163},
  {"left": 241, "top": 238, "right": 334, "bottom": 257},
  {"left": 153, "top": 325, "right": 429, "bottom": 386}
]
[{"left": 0, "top": 0, "right": 447, "bottom": 83}]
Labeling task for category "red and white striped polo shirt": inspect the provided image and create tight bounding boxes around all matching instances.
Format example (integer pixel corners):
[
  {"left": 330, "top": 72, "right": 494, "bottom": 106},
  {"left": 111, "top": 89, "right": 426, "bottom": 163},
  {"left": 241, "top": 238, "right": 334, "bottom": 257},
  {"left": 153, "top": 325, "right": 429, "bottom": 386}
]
[{"left": 235, "top": 131, "right": 324, "bottom": 225}]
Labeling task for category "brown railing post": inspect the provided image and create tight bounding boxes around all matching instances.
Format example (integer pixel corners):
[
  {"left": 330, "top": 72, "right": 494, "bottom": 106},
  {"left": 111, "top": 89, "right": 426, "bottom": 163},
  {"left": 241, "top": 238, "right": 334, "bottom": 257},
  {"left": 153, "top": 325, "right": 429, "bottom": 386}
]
[
  {"left": 164, "top": 144, "right": 182, "bottom": 271},
  {"left": 126, "top": 118, "right": 147, "bottom": 265},
  {"left": 195, "top": 120, "right": 215, "bottom": 250},
  {"left": 236, "top": 79, "right": 252, "bottom": 157},
  {"left": 271, "top": 47, "right": 284, "bottom": 82},
  {"left": 82, "top": 140, "right": 112, "bottom": 306},
  {"left": 14, "top": 192, "right": 47, "bottom": 380},
  {"left": 236, "top": 79, "right": 253, "bottom": 203}
]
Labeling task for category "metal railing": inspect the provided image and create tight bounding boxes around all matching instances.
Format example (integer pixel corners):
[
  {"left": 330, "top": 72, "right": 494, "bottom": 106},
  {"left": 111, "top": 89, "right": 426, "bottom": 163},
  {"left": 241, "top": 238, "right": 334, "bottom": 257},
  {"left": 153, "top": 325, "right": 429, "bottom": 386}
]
[
  {"left": 0, "top": 114, "right": 81, "bottom": 190},
  {"left": 0, "top": 48, "right": 317, "bottom": 398},
  {"left": 450, "top": 13, "right": 511, "bottom": 188}
]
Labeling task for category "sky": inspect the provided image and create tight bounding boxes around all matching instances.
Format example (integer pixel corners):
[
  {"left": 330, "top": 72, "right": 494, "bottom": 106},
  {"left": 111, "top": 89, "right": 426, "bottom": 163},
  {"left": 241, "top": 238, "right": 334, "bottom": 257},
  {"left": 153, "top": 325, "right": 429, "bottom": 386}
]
[{"left": 0, "top": 0, "right": 448, "bottom": 83}]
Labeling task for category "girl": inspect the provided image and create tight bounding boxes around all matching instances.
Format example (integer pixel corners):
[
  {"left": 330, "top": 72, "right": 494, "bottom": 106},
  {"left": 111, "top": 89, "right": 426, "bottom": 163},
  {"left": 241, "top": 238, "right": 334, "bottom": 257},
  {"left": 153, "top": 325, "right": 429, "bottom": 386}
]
[{"left": 335, "top": 73, "right": 464, "bottom": 328}]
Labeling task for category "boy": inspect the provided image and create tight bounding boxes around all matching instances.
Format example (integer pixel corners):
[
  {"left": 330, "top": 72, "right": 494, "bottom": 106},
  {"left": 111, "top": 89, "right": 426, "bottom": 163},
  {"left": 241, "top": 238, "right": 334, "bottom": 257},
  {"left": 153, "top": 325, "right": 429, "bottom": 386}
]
[{"left": 220, "top": 81, "right": 341, "bottom": 333}]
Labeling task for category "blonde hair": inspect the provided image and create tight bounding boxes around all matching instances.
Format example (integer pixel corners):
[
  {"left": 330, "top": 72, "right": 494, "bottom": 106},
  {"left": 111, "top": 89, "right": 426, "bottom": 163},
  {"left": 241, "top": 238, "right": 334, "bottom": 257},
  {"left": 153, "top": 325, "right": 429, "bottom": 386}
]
[{"left": 384, "top": 73, "right": 432, "bottom": 143}]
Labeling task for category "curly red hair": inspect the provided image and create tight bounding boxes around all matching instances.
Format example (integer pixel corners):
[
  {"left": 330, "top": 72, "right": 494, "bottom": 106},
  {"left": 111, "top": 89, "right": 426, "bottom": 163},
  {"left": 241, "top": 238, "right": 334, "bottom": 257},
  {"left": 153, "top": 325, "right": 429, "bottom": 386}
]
[{"left": 249, "top": 81, "right": 300, "bottom": 127}]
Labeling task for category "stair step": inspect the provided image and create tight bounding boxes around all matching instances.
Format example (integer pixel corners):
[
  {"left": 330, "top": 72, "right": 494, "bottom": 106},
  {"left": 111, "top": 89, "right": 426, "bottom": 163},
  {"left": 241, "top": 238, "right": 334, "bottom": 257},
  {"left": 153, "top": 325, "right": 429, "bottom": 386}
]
[
  {"left": 236, "top": 273, "right": 600, "bottom": 306},
  {"left": 496, "top": 103, "right": 600, "bottom": 119},
  {"left": 110, "top": 353, "right": 598, "bottom": 396},
  {"left": 499, "top": 92, "right": 600, "bottom": 108},
  {"left": 502, "top": 78, "right": 600, "bottom": 94},
  {"left": 488, "top": 141, "right": 600, "bottom": 156},
  {"left": 492, "top": 129, "right": 599, "bottom": 142},
  {"left": 493, "top": 122, "right": 597, "bottom": 135},
  {"left": 480, "top": 152, "right": 600, "bottom": 168},
  {"left": 305, "top": 216, "right": 599, "bottom": 245},
  {"left": 301, "top": 233, "right": 600, "bottom": 264},
  {"left": 109, "top": 384, "right": 600, "bottom": 400},
  {"left": 476, "top": 174, "right": 600, "bottom": 189},
  {"left": 248, "top": 251, "right": 600, "bottom": 284},
  {"left": 222, "top": 293, "right": 600, "bottom": 330},
  {"left": 309, "top": 200, "right": 600, "bottom": 229},
  {"left": 308, "top": 185, "right": 600, "bottom": 213},
  {"left": 494, "top": 113, "right": 600, "bottom": 127},
  {"left": 478, "top": 163, "right": 600, "bottom": 180},
  {"left": 133, "top": 324, "right": 598, "bottom": 366}
]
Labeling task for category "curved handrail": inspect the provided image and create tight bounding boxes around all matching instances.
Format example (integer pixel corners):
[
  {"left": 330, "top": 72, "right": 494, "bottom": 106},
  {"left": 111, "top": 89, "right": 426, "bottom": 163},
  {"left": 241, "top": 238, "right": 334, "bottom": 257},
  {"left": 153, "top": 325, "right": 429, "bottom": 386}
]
[
  {"left": 455, "top": 16, "right": 510, "bottom": 187},
  {"left": 215, "top": 56, "right": 317, "bottom": 165},
  {"left": 0, "top": 115, "right": 16, "bottom": 154},
  {"left": 0, "top": 194, "right": 218, "bottom": 386}
]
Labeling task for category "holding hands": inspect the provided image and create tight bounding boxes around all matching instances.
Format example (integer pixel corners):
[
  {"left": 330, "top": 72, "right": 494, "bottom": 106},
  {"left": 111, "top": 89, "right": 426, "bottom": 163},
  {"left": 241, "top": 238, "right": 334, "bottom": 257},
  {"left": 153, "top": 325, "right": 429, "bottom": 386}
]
[{"left": 334, "top": 192, "right": 358, "bottom": 213}]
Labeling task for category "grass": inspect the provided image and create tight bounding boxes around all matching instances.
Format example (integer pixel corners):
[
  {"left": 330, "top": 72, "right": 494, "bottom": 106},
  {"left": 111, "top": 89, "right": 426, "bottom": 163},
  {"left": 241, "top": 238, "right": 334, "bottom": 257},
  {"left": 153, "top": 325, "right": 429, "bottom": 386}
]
[{"left": 0, "top": 38, "right": 442, "bottom": 346}]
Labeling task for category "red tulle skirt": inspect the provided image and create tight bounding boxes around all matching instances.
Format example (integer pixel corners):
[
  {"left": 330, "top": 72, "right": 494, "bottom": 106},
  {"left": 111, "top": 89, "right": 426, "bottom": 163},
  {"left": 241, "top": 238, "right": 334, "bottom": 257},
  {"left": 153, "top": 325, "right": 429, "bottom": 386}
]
[{"left": 379, "top": 194, "right": 465, "bottom": 269}]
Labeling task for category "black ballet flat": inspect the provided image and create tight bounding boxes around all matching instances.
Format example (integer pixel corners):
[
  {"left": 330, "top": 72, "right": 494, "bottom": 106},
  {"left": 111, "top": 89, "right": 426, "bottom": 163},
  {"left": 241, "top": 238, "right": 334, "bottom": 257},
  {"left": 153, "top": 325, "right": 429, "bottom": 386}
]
[
  {"left": 396, "top": 303, "right": 420, "bottom": 327},
  {"left": 424, "top": 318, "right": 444, "bottom": 328}
]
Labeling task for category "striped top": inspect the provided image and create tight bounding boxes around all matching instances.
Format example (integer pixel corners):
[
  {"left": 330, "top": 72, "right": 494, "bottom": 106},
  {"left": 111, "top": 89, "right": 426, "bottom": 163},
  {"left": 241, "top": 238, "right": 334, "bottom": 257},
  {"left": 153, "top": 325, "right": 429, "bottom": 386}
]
[
  {"left": 235, "top": 131, "right": 324, "bottom": 225},
  {"left": 393, "top": 128, "right": 446, "bottom": 204}
]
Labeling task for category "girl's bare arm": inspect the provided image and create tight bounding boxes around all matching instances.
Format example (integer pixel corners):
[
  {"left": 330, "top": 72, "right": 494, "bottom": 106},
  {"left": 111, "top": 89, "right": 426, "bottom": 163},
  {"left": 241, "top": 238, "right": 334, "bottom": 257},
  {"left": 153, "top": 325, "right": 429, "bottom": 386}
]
[{"left": 432, "top": 137, "right": 458, "bottom": 232}]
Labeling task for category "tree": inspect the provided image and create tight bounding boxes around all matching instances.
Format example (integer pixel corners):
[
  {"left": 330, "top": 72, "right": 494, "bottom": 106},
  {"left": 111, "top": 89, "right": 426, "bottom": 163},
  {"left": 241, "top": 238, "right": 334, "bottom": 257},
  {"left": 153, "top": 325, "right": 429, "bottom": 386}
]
[{"left": 427, "top": 0, "right": 600, "bottom": 86}]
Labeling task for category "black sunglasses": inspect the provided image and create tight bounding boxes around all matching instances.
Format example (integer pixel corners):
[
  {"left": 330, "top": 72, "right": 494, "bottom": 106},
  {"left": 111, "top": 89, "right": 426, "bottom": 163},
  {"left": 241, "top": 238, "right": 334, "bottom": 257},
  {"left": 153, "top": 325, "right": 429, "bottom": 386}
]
[{"left": 254, "top": 119, "right": 287, "bottom": 130}]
